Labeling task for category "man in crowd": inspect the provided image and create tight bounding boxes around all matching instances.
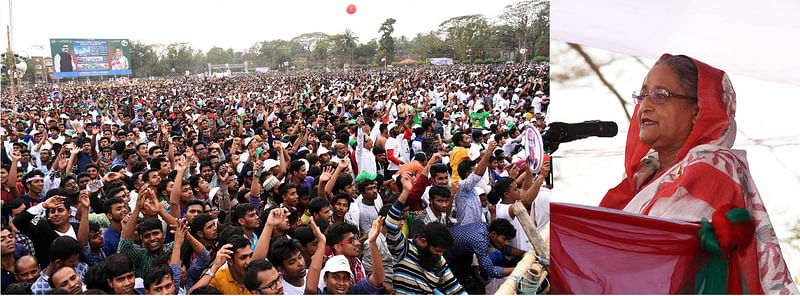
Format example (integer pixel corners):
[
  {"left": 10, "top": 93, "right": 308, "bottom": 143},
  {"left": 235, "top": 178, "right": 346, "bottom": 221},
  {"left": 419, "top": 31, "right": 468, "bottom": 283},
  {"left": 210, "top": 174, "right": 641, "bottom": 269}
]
[{"left": 1, "top": 62, "right": 551, "bottom": 294}]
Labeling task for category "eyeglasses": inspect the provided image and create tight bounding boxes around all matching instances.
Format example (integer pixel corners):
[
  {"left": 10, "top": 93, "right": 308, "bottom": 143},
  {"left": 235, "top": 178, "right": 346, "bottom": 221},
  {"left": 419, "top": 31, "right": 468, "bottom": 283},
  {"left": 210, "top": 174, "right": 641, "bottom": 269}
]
[
  {"left": 335, "top": 239, "right": 354, "bottom": 246},
  {"left": 254, "top": 274, "right": 283, "bottom": 292},
  {"left": 632, "top": 89, "right": 697, "bottom": 105}
]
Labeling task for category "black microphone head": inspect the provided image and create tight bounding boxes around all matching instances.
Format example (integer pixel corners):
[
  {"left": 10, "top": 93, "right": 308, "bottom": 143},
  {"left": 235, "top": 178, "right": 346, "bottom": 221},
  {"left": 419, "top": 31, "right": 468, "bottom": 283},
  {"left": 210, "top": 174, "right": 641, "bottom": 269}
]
[{"left": 595, "top": 121, "right": 618, "bottom": 138}]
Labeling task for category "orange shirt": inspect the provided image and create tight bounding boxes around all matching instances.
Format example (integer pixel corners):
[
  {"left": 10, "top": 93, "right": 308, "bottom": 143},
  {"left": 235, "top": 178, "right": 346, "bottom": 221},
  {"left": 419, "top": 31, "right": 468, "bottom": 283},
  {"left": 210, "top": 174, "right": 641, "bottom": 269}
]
[{"left": 397, "top": 161, "right": 424, "bottom": 178}]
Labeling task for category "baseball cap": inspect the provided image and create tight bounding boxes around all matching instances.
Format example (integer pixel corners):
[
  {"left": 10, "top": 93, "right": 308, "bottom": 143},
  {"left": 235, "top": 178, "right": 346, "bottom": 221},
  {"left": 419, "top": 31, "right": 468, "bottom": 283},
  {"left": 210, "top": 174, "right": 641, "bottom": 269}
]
[
  {"left": 321, "top": 255, "right": 353, "bottom": 280},
  {"left": 263, "top": 159, "right": 280, "bottom": 172},
  {"left": 355, "top": 171, "right": 377, "bottom": 183},
  {"left": 348, "top": 119, "right": 357, "bottom": 125}
]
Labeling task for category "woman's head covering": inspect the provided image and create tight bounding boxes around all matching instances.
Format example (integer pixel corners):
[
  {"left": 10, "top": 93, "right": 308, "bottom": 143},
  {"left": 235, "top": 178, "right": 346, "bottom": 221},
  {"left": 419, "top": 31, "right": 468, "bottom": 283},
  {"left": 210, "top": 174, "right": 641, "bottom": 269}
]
[{"left": 601, "top": 54, "right": 736, "bottom": 209}]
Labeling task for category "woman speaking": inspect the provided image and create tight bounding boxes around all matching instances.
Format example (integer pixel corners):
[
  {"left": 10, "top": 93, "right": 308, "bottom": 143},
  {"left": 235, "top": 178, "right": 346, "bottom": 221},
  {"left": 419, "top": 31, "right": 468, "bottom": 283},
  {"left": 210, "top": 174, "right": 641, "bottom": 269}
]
[{"left": 598, "top": 54, "right": 797, "bottom": 294}]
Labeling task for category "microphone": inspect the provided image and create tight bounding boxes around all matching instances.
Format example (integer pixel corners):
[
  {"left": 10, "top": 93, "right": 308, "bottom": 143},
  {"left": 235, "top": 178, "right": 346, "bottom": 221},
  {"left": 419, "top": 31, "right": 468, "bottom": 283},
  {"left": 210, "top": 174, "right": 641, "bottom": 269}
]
[{"left": 541, "top": 120, "right": 618, "bottom": 153}]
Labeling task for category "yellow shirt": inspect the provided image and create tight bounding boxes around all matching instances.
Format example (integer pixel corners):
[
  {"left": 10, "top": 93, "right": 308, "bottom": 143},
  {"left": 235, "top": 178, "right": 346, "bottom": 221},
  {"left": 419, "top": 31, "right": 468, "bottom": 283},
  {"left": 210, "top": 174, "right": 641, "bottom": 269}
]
[
  {"left": 449, "top": 146, "right": 470, "bottom": 182},
  {"left": 209, "top": 267, "right": 250, "bottom": 295}
]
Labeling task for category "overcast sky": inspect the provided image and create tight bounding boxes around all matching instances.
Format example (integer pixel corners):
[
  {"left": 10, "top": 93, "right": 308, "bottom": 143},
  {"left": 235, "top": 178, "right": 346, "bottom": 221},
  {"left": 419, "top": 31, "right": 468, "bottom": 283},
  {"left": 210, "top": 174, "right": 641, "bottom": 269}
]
[{"left": 3, "top": 0, "right": 519, "bottom": 56}]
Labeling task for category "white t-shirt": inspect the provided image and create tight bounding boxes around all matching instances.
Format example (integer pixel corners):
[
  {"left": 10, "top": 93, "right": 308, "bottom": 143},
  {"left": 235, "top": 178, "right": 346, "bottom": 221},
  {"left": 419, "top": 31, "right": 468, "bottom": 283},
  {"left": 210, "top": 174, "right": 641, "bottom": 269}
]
[
  {"left": 385, "top": 137, "right": 402, "bottom": 171},
  {"left": 281, "top": 276, "right": 306, "bottom": 295},
  {"left": 55, "top": 226, "right": 77, "bottom": 240},
  {"left": 495, "top": 203, "right": 533, "bottom": 251}
]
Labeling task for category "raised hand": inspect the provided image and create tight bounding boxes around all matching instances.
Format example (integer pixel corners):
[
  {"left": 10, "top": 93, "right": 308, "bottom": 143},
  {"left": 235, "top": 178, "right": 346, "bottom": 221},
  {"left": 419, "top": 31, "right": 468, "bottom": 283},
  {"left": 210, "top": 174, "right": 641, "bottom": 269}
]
[
  {"left": 10, "top": 151, "right": 21, "bottom": 162},
  {"left": 218, "top": 169, "right": 230, "bottom": 184},
  {"left": 79, "top": 189, "right": 90, "bottom": 209},
  {"left": 319, "top": 166, "right": 334, "bottom": 183},
  {"left": 42, "top": 195, "right": 66, "bottom": 209},
  {"left": 368, "top": 217, "right": 385, "bottom": 242},
  {"left": 400, "top": 172, "right": 414, "bottom": 192},
  {"left": 450, "top": 180, "right": 460, "bottom": 194},
  {"left": 266, "top": 207, "right": 288, "bottom": 227},
  {"left": 430, "top": 152, "right": 444, "bottom": 164},
  {"left": 540, "top": 160, "right": 551, "bottom": 176},
  {"left": 173, "top": 218, "right": 188, "bottom": 243},
  {"left": 507, "top": 165, "right": 521, "bottom": 180},
  {"left": 102, "top": 171, "right": 124, "bottom": 182},
  {"left": 70, "top": 145, "right": 81, "bottom": 156},
  {"left": 214, "top": 244, "right": 233, "bottom": 268},
  {"left": 310, "top": 218, "right": 326, "bottom": 244},
  {"left": 175, "top": 156, "right": 188, "bottom": 172},
  {"left": 338, "top": 157, "right": 350, "bottom": 170},
  {"left": 486, "top": 140, "right": 498, "bottom": 154}
]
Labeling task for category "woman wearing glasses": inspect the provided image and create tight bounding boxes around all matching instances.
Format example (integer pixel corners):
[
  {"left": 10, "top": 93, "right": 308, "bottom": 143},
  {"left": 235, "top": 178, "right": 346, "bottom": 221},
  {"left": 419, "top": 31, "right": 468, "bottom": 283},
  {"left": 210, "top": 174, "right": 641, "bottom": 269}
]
[{"left": 600, "top": 54, "right": 797, "bottom": 294}]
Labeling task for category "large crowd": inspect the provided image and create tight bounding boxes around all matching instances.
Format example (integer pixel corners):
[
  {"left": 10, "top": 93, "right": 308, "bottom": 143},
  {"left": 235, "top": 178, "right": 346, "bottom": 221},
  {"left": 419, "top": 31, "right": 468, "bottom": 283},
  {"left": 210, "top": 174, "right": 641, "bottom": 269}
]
[{"left": 1, "top": 63, "right": 551, "bottom": 295}]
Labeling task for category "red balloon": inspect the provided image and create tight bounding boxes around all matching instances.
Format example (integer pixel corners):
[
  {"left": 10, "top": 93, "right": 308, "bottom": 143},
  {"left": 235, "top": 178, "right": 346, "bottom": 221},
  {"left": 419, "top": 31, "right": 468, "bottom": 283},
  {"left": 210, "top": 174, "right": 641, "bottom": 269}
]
[{"left": 346, "top": 4, "right": 356, "bottom": 14}]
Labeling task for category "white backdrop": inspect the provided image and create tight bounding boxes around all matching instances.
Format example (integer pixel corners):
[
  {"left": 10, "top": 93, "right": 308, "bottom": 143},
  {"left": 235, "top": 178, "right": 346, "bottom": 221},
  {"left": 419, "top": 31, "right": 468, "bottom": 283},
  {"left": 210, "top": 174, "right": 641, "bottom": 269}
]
[{"left": 550, "top": 0, "right": 800, "bottom": 285}]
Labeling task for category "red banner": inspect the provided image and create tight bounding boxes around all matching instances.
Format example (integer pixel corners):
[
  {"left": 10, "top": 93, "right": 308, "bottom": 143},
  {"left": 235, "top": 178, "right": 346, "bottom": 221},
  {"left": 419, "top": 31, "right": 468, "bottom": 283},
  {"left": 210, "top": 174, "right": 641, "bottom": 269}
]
[{"left": 550, "top": 203, "right": 702, "bottom": 294}]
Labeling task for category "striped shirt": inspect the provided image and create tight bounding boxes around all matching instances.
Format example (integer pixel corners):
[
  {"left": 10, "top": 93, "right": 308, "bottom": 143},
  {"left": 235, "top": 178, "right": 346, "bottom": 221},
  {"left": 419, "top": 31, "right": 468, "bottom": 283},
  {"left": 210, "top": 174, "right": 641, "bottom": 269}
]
[
  {"left": 118, "top": 238, "right": 175, "bottom": 278},
  {"left": 385, "top": 200, "right": 465, "bottom": 295}
]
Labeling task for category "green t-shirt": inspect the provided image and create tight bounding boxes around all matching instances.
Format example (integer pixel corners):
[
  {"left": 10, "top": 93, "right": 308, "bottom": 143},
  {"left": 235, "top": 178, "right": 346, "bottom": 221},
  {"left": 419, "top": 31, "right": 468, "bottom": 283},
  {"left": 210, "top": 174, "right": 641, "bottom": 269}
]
[
  {"left": 413, "top": 107, "right": 423, "bottom": 126},
  {"left": 470, "top": 112, "right": 490, "bottom": 128}
]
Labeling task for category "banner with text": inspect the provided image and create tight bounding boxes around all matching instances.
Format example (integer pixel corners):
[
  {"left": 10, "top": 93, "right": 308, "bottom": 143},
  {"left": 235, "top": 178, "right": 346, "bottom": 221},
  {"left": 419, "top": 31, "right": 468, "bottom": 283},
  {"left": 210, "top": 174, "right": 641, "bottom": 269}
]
[{"left": 50, "top": 38, "right": 132, "bottom": 78}]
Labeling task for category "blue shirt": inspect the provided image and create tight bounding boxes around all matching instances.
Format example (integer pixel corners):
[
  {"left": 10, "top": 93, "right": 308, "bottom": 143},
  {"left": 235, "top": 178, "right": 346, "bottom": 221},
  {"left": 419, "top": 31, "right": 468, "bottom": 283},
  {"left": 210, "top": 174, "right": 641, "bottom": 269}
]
[
  {"left": 317, "top": 277, "right": 380, "bottom": 295},
  {"left": 454, "top": 173, "right": 483, "bottom": 226},
  {"left": 31, "top": 263, "right": 88, "bottom": 295},
  {"left": 102, "top": 226, "right": 121, "bottom": 256},
  {"left": 111, "top": 156, "right": 127, "bottom": 168},
  {"left": 76, "top": 152, "right": 93, "bottom": 172},
  {"left": 80, "top": 245, "right": 111, "bottom": 266},
  {"left": 446, "top": 222, "right": 505, "bottom": 279}
]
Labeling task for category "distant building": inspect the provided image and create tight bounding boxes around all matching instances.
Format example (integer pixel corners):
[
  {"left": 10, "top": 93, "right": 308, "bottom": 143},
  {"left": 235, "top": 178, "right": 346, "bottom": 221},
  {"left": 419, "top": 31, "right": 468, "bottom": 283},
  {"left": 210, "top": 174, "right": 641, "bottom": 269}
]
[{"left": 30, "top": 56, "right": 54, "bottom": 82}]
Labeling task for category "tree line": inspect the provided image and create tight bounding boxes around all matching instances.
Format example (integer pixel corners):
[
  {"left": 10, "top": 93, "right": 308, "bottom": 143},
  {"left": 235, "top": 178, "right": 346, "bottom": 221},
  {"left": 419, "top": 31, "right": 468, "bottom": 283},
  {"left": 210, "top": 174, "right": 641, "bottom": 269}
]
[{"left": 7, "top": 0, "right": 548, "bottom": 80}]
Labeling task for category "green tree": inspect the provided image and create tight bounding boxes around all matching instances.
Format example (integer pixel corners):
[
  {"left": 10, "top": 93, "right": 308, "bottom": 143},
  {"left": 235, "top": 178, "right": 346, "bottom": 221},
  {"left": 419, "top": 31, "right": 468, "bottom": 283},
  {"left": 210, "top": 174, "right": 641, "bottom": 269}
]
[
  {"left": 502, "top": 0, "right": 550, "bottom": 59},
  {"left": 353, "top": 40, "right": 378, "bottom": 64},
  {"left": 342, "top": 29, "right": 359, "bottom": 64},
  {"left": 130, "top": 41, "right": 160, "bottom": 77},
  {"left": 22, "top": 58, "right": 39, "bottom": 83},
  {"left": 438, "top": 14, "right": 491, "bottom": 61},
  {"left": 378, "top": 18, "right": 397, "bottom": 62},
  {"left": 192, "top": 51, "right": 206, "bottom": 73},
  {"left": 207, "top": 46, "right": 233, "bottom": 65},
  {"left": 394, "top": 35, "right": 413, "bottom": 59},
  {"left": 162, "top": 43, "right": 195, "bottom": 74},
  {"left": 411, "top": 31, "right": 449, "bottom": 58}
]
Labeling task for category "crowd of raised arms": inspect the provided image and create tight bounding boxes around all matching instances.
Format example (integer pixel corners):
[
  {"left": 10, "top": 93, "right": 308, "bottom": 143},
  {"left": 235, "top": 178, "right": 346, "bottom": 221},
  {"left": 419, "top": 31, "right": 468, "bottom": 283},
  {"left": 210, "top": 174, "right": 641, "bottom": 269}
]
[{"left": 1, "top": 63, "right": 551, "bottom": 295}]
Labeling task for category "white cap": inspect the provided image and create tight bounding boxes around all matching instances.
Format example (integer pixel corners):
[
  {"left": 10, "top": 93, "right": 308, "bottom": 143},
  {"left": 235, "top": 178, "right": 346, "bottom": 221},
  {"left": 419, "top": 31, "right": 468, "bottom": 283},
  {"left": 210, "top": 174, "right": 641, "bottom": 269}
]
[
  {"left": 263, "top": 159, "right": 280, "bottom": 172},
  {"left": 475, "top": 187, "right": 485, "bottom": 196},
  {"left": 535, "top": 91, "right": 545, "bottom": 96},
  {"left": 319, "top": 255, "right": 353, "bottom": 291},
  {"left": 317, "top": 146, "right": 330, "bottom": 155}
]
